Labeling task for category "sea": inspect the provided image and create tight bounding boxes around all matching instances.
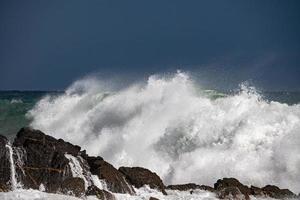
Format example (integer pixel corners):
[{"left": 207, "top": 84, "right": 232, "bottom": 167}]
[
  {"left": 0, "top": 72, "right": 300, "bottom": 198},
  {"left": 0, "top": 91, "right": 62, "bottom": 139},
  {"left": 1, "top": 90, "right": 299, "bottom": 139}
]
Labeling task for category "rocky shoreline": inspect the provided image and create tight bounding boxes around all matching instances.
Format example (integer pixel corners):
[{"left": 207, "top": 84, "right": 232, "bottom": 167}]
[{"left": 0, "top": 127, "right": 298, "bottom": 200}]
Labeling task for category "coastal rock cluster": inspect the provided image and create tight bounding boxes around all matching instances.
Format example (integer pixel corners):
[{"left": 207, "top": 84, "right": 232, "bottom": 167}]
[{"left": 0, "top": 127, "right": 298, "bottom": 200}]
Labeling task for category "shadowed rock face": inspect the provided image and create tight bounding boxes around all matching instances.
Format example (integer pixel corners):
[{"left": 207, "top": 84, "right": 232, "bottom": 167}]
[
  {"left": 119, "top": 167, "right": 167, "bottom": 195},
  {"left": 214, "top": 178, "right": 297, "bottom": 200},
  {"left": 12, "top": 127, "right": 83, "bottom": 193},
  {"left": 61, "top": 177, "right": 85, "bottom": 197},
  {"left": 261, "top": 185, "right": 296, "bottom": 199},
  {"left": 87, "top": 156, "right": 135, "bottom": 194},
  {"left": 86, "top": 185, "right": 116, "bottom": 200},
  {"left": 166, "top": 183, "right": 214, "bottom": 193},
  {"left": 214, "top": 178, "right": 251, "bottom": 200},
  {"left": 0, "top": 135, "right": 11, "bottom": 190}
]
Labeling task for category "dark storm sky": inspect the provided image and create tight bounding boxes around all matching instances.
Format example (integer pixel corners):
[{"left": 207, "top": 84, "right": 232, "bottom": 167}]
[{"left": 0, "top": 0, "right": 300, "bottom": 91}]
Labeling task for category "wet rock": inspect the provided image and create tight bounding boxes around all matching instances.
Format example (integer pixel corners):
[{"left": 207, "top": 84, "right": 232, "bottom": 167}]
[
  {"left": 119, "top": 167, "right": 167, "bottom": 195},
  {"left": 0, "top": 183, "right": 9, "bottom": 192},
  {"left": 250, "top": 185, "right": 265, "bottom": 196},
  {"left": 262, "top": 185, "right": 296, "bottom": 199},
  {"left": 0, "top": 135, "right": 12, "bottom": 188},
  {"left": 12, "top": 127, "right": 82, "bottom": 192},
  {"left": 217, "top": 186, "right": 246, "bottom": 200},
  {"left": 86, "top": 185, "right": 116, "bottom": 200},
  {"left": 149, "top": 197, "right": 160, "bottom": 200},
  {"left": 214, "top": 178, "right": 251, "bottom": 200},
  {"left": 87, "top": 156, "right": 135, "bottom": 194},
  {"left": 61, "top": 177, "right": 85, "bottom": 197},
  {"left": 166, "top": 183, "right": 214, "bottom": 192}
]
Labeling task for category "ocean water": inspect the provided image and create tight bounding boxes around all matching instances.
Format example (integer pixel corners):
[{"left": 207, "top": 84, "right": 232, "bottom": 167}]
[
  {"left": 0, "top": 91, "right": 62, "bottom": 138},
  {"left": 1, "top": 72, "right": 300, "bottom": 195},
  {"left": 1, "top": 89, "right": 299, "bottom": 139}
]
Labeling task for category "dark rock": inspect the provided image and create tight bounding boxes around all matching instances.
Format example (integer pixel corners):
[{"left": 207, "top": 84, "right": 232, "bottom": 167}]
[
  {"left": 87, "top": 156, "right": 135, "bottom": 194},
  {"left": 0, "top": 183, "right": 9, "bottom": 192},
  {"left": 86, "top": 185, "right": 116, "bottom": 200},
  {"left": 13, "top": 127, "right": 81, "bottom": 156},
  {"left": 250, "top": 185, "right": 265, "bottom": 196},
  {"left": 149, "top": 197, "right": 160, "bottom": 200},
  {"left": 12, "top": 127, "right": 82, "bottom": 192},
  {"left": 262, "top": 185, "right": 296, "bottom": 199},
  {"left": 119, "top": 166, "right": 167, "bottom": 195},
  {"left": 214, "top": 178, "right": 251, "bottom": 200},
  {"left": 61, "top": 177, "right": 85, "bottom": 197},
  {"left": 217, "top": 186, "right": 246, "bottom": 200},
  {"left": 166, "top": 183, "right": 214, "bottom": 192},
  {"left": 0, "top": 135, "right": 12, "bottom": 189}
]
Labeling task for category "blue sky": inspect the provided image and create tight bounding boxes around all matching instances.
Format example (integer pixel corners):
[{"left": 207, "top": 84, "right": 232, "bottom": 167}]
[{"left": 0, "top": 0, "right": 300, "bottom": 91}]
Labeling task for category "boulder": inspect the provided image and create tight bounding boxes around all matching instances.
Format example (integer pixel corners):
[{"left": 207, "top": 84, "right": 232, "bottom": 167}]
[
  {"left": 119, "top": 167, "right": 167, "bottom": 195},
  {"left": 86, "top": 185, "right": 116, "bottom": 200},
  {"left": 61, "top": 177, "right": 85, "bottom": 197},
  {"left": 262, "top": 185, "right": 296, "bottom": 199},
  {"left": 12, "top": 127, "right": 83, "bottom": 192},
  {"left": 87, "top": 156, "right": 135, "bottom": 194},
  {"left": 166, "top": 183, "right": 214, "bottom": 192},
  {"left": 0, "top": 135, "right": 12, "bottom": 189},
  {"left": 214, "top": 178, "right": 251, "bottom": 200}
]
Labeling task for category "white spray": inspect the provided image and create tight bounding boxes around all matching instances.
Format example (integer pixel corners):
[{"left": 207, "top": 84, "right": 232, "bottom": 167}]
[
  {"left": 6, "top": 144, "right": 18, "bottom": 190},
  {"left": 28, "top": 72, "right": 300, "bottom": 193}
]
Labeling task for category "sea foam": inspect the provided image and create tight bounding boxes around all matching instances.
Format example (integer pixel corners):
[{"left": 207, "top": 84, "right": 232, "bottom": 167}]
[{"left": 27, "top": 71, "right": 300, "bottom": 193}]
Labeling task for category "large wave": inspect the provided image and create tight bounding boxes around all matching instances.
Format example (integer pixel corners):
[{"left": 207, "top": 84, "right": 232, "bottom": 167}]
[{"left": 27, "top": 72, "right": 300, "bottom": 193}]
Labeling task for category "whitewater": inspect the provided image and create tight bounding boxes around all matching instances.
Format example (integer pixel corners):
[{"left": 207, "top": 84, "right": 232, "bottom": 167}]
[{"left": 25, "top": 71, "right": 300, "bottom": 195}]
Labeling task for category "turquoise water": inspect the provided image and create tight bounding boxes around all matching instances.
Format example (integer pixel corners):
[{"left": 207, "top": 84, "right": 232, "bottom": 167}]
[
  {"left": 0, "top": 91, "right": 62, "bottom": 138},
  {"left": 0, "top": 90, "right": 299, "bottom": 139}
]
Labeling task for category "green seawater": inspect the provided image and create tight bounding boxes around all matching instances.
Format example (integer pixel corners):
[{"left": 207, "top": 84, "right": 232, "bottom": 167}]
[{"left": 0, "top": 91, "right": 62, "bottom": 139}]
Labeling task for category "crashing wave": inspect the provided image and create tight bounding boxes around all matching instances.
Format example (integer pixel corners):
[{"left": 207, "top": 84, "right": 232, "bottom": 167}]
[{"left": 27, "top": 71, "right": 300, "bottom": 193}]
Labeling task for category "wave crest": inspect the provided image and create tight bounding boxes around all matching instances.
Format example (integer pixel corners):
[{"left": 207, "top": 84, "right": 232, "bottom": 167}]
[{"left": 27, "top": 72, "right": 300, "bottom": 193}]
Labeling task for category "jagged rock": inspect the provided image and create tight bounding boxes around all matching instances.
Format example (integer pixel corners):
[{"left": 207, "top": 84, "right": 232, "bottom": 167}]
[
  {"left": 61, "top": 177, "right": 85, "bottom": 197},
  {"left": 119, "top": 167, "right": 167, "bottom": 195},
  {"left": 262, "top": 185, "right": 296, "bottom": 199},
  {"left": 87, "top": 156, "right": 135, "bottom": 194},
  {"left": 166, "top": 183, "right": 214, "bottom": 192},
  {"left": 214, "top": 178, "right": 251, "bottom": 200},
  {"left": 12, "top": 127, "right": 82, "bottom": 192},
  {"left": 0, "top": 135, "right": 12, "bottom": 189},
  {"left": 86, "top": 185, "right": 116, "bottom": 200}
]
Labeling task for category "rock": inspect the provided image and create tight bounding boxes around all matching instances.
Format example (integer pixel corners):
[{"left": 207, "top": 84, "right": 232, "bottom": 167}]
[
  {"left": 61, "top": 177, "right": 85, "bottom": 197},
  {"left": 0, "top": 183, "right": 9, "bottom": 192},
  {"left": 250, "top": 185, "right": 265, "bottom": 196},
  {"left": 149, "top": 197, "right": 160, "bottom": 200},
  {"left": 119, "top": 166, "right": 167, "bottom": 195},
  {"left": 217, "top": 186, "right": 246, "bottom": 200},
  {"left": 86, "top": 185, "right": 116, "bottom": 200},
  {"left": 214, "top": 178, "right": 251, "bottom": 200},
  {"left": 166, "top": 183, "right": 214, "bottom": 192},
  {"left": 87, "top": 156, "right": 135, "bottom": 194},
  {"left": 12, "top": 127, "right": 82, "bottom": 192},
  {"left": 0, "top": 135, "right": 12, "bottom": 189},
  {"left": 262, "top": 185, "right": 296, "bottom": 199}
]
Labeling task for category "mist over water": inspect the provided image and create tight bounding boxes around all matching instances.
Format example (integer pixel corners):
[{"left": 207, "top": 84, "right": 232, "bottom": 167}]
[{"left": 27, "top": 72, "right": 300, "bottom": 193}]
